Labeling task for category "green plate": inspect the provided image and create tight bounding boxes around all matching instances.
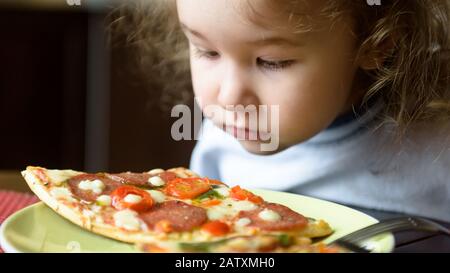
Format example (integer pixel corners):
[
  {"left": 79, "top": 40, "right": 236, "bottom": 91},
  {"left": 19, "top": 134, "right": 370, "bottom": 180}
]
[{"left": 0, "top": 189, "right": 394, "bottom": 253}]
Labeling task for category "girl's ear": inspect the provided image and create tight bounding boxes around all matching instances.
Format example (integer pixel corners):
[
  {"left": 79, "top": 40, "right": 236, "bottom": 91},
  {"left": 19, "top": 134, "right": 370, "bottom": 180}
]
[{"left": 357, "top": 36, "right": 396, "bottom": 71}]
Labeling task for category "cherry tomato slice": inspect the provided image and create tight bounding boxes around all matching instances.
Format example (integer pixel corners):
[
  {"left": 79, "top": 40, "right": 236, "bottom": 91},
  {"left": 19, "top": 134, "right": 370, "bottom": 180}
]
[
  {"left": 111, "top": 185, "right": 154, "bottom": 212},
  {"left": 203, "top": 177, "right": 226, "bottom": 185},
  {"left": 164, "top": 178, "right": 211, "bottom": 199},
  {"left": 230, "top": 185, "right": 264, "bottom": 204},
  {"left": 201, "top": 221, "right": 231, "bottom": 236},
  {"left": 200, "top": 199, "right": 222, "bottom": 207}
]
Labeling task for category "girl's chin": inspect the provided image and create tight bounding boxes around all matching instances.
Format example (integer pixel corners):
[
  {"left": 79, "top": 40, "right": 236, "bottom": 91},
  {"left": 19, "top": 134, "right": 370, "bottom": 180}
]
[{"left": 237, "top": 139, "right": 282, "bottom": 155}]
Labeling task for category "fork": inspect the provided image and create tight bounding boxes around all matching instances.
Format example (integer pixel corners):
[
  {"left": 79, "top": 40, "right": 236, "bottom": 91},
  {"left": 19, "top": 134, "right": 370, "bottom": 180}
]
[{"left": 329, "top": 217, "right": 450, "bottom": 253}]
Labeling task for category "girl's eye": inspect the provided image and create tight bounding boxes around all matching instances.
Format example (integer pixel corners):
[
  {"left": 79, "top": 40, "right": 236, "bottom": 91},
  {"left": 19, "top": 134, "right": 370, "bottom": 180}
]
[
  {"left": 193, "top": 48, "right": 220, "bottom": 59},
  {"left": 256, "top": 58, "right": 295, "bottom": 71}
]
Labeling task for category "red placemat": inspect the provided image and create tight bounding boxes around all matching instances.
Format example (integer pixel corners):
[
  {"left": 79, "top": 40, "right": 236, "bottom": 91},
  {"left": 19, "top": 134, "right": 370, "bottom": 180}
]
[{"left": 0, "top": 191, "right": 39, "bottom": 253}]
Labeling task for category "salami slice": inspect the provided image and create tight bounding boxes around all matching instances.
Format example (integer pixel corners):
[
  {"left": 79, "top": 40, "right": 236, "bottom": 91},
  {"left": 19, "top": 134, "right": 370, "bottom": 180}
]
[
  {"left": 106, "top": 172, "right": 152, "bottom": 187},
  {"left": 158, "top": 171, "right": 177, "bottom": 183},
  {"left": 139, "top": 200, "right": 207, "bottom": 232},
  {"left": 67, "top": 174, "right": 123, "bottom": 202},
  {"left": 237, "top": 203, "right": 308, "bottom": 231},
  {"left": 106, "top": 171, "right": 178, "bottom": 187}
]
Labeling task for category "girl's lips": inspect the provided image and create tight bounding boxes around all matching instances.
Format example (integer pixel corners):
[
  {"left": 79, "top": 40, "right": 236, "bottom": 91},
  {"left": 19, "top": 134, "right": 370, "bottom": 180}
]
[{"left": 222, "top": 125, "right": 270, "bottom": 141}]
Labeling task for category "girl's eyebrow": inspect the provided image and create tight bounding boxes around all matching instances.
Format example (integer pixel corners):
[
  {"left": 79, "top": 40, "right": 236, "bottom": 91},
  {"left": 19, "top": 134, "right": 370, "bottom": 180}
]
[
  {"left": 180, "top": 23, "right": 304, "bottom": 47},
  {"left": 180, "top": 23, "right": 209, "bottom": 41},
  {"left": 247, "top": 36, "right": 304, "bottom": 47}
]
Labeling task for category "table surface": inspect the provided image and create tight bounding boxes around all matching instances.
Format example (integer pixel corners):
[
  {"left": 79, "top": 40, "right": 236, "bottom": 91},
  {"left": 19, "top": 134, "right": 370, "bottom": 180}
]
[{"left": 1, "top": 171, "right": 449, "bottom": 253}]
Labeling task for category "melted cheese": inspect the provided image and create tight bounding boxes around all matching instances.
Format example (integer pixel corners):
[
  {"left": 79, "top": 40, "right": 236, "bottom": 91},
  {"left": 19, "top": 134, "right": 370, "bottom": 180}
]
[
  {"left": 235, "top": 217, "right": 251, "bottom": 227},
  {"left": 123, "top": 194, "right": 142, "bottom": 204},
  {"left": 96, "top": 195, "right": 111, "bottom": 206},
  {"left": 46, "top": 169, "right": 83, "bottom": 186},
  {"left": 206, "top": 198, "right": 258, "bottom": 220},
  {"left": 176, "top": 172, "right": 188, "bottom": 178},
  {"left": 147, "top": 168, "right": 164, "bottom": 175},
  {"left": 78, "top": 179, "right": 105, "bottom": 194},
  {"left": 214, "top": 186, "right": 230, "bottom": 197},
  {"left": 258, "top": 209, "right": 281, "bottom": 222},
  {"left": 146, "top": 190, "right": 166, "bottom": 203},
  {"left": 207, "top": 208, "right": 228, "bottom": 221},
  {"left": 233, "top": 200, "right": 258, "bottom": 211},
  {"left": 49, "top": 187, "right": 76, "bottom": 202},
  {"left": 113, "top": 210, "right": 141, "bottom": 231},
  {"left": 148, "top": 176, "right": 165, "bottom": 187}
]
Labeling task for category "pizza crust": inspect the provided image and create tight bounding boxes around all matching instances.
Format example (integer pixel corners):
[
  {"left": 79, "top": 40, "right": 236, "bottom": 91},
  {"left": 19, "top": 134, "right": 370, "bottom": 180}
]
[
  {"left": 22, "top": 167, "right": 216, "bottom": 245},
  {"left": 22, "top": 168, "right": 87, "bottom": 229},
  {"left": 22, "top": 167, "right": 158, "bottom": 244},
  {"left": 22, "top": 166, "right": 334, "bottom": 252}
]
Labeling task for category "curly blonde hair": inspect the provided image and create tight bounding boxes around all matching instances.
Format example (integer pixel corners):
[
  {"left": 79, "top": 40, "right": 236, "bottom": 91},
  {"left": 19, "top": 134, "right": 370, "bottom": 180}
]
[{"left": 107, "top": 0, "right": 450, "bottom": 131}]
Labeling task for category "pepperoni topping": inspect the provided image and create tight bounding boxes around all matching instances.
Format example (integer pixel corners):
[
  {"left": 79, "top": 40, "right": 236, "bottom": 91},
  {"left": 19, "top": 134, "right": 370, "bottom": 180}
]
[
  {"left": 158, "top": 172, "right": 177, "bottom": 183},
  {"left": 139, "top": 201, "right": 207, "bottom": 232},
  {"left": 236, "top": 203, "right": 308, "bottom": 231},
  {"left": 106, "top": 173, "right": 152, "bottom": 187},
  {"left": 106, "top": 171, "right": 177, "bottom": 187},
  {"left": 67, "top": 174, "right": 122, "bottom": 202}
]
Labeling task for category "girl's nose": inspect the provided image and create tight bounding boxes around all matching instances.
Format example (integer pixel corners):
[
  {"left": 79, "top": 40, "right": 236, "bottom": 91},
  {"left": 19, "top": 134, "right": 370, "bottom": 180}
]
[{"left": 217, "top": 64, "right": 259, "bottom": 108}]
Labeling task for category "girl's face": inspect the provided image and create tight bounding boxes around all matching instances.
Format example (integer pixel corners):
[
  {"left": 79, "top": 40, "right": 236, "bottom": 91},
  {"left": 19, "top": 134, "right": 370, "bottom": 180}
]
[{"left": 177, "top": 0, "right": 363, "bottom": 154}]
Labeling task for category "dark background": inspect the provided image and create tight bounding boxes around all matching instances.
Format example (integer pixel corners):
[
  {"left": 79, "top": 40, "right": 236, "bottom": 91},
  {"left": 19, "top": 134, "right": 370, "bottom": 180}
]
[{"left": 0, "top": 0, "right": 196, "bottom": 188}]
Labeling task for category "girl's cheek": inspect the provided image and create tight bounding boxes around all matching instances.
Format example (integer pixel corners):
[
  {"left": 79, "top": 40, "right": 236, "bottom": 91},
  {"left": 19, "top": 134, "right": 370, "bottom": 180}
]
[{"left": 191, "top": 66, "right": 218, "bottom": 105}]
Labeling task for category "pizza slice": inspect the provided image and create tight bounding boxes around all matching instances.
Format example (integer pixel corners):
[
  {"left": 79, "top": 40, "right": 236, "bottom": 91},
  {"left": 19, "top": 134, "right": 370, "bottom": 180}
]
[{"left": 22, "top": 166, "right": 335, "bottom": 253}]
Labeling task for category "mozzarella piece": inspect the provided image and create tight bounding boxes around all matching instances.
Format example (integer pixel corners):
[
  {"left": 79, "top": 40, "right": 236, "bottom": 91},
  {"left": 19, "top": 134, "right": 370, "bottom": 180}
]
[
  {"left": 148, "top": 176, "right": 165, "bottom": 187},
  {"left": 147, "top": 168, "right": 164, "bottom": 175},
  {"left": 235, "top": 217, "right": 251, "bottom": 227},
  {"left": 96, "top": 195, "right": 111, "bottom": 206},
  {"left": 206, "top": 199, "right": 257, "bottom": 220},
  {"left": 214, "top": 186, "right": 230, "bottom": 197},
  {"left": 46, "top": 169, "right": 83, "bottom": 186},
  {"left": 113, "top": 210, "right": 141, "bottom": 231},
  {"left": 146, "top": 190, "right": 166, "bottom": 203},
  {"left": 78, "top": 179, "right": 105, "bottom": 194},
  {"left": 207, "top": 208, "right": 228, "bottom": 221},
  {"left": 123, "top": 194, "right": 142, "bottom": 204},
  {"left": 91, "top": 180, "right": 104, "bottom": 191},
  {"left": 177, "top": 172, "right": 188, "bottom": 178},
  {"left": 233, "top": 200, "right": 258, "bottom": 211},
  {"left": 258, "top": 209, "right": 281, "bottom": 222},
  {"left": 50, "top": 187, "right": 76, "bottom": 202}
]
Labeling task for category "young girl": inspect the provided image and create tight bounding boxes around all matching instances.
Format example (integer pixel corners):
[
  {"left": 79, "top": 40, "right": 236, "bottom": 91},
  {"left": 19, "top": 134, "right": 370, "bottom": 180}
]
[{"left": 113, "top": 0, "right": 450, "bottom": 221}]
